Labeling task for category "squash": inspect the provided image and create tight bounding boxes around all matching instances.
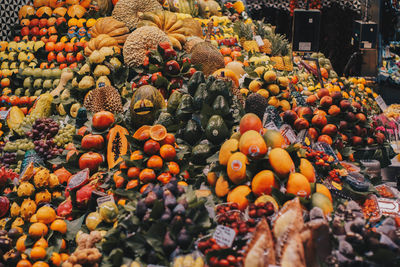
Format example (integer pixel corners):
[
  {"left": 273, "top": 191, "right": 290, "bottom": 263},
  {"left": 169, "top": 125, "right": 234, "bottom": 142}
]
[
  {"left": 36, "top": 7, "right": 53, "bottom": 18},
  {"left": 84, "top": 34, "right": 119, "bottom": 56},
  {"left": 130, "top": 85, "right": 166, "bottom": 127},
  {"left": 107, "top": 125, "right": 129, "bottom": 169},
  {"left": 33, "top": 0, "right": 49, "bottom": 8},
  {"left": 89, "top": 17, "right": 129, "bottom": 47},
  {"left": 66, "top": 0, "right": 80, "bottom": 4},
  {"left": 67, "top": 5, "right": 87, "bottom": 18},
  {"left": 19, "top": 5, "right": 35, "bottom": 20},
  {"left": 53, "top": 7, "right": 68, "bottom": 17},
  {"left": 49, "top": 0, "right": 66, "bottom": 8}
]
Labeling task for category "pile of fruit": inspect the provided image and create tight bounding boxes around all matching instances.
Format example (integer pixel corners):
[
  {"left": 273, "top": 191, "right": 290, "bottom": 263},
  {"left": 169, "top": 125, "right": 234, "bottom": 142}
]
[{"left": 0, "top": 0, "right": 399, "bottom": 266}]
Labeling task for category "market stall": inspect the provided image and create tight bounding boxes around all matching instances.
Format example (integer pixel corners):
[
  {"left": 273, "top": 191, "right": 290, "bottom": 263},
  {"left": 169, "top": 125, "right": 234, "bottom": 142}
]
[{"left": 0, "top": 0, "right": 399, "bottom": 266}]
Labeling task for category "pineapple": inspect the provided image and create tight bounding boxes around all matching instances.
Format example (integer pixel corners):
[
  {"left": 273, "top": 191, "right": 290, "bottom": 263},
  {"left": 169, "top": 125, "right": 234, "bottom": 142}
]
[{"left": 233, "top": 21, "right": 254, "bottom": 46}]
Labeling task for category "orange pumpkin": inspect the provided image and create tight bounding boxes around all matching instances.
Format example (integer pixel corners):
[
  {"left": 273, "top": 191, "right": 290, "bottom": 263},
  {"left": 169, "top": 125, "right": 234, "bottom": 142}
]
[
  {"left": 49, "top": 0, "right": 66, "bottom": 8},
  {"left": 66, "top": 0, "right": 79, "bottom": 4},
  {"left": 53, "top": 7, "right": 68, "bottom": 17},
  {"left": 33, "top": 0, "right": 50, "bottom": 8},
  {"left": 36, "top": 7, "right": 53, "bottom": 18},
  {"left": 80, "top": 0, "right": 92, "bottom": 8},
  {"left": 19, "top": 5, "right": 35, "bottom": 20},
  {"left": 212, "top": 68, "right": 239, "bottom": 87},
  {"left": 67, "top": 5, "right": 87, "bottom": 18}
]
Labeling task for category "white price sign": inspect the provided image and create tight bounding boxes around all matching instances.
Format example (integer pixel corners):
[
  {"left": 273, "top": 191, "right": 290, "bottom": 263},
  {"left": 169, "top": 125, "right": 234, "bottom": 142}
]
[
  {"left": 212, "top": 225, "right": 236, "bottom": 247},
  {"left": 375, "top": 95, "right": 388, "bottom": 111},
  {"left": 97, "top": 195, "right": 115, "bottom": 206},
  {"left": 280, "top": 124, "right": 297, "bottom": 144},
  {"left": 254, "top": 35, "right": 264, "bottom": 47},
  {"left": 264, "top": 121, "right": 279, "bottom": 131}
]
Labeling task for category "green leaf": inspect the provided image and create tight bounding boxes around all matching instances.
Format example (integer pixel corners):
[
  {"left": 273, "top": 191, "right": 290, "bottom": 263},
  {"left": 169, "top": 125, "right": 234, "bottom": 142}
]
[
  {"left": 65, "top": 215, "right": 85, "bottom": 241},
  {"left": 109, "top": 248, "right": 124, "bottom": 266},
  {"left": 143, "top": 223, "right": 166, "bottom": 255},
  {"left": 150, "top": 200, "right": 164, "bottom": 220}
]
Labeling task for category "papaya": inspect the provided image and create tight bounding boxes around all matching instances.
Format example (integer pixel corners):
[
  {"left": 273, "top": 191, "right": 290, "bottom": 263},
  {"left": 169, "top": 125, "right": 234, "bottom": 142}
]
[
  {"left": 212, "top": 95, "right": 230, "bottom": 117},
  {"left": 299, "top": 158, "right": 316, "bottom": 183},
  {"left": 6, "top": 106, "right": 25, "bottom": 130},
  {"left": 219, "top": 139, "right": 239, "bottom": 165},
  {"left": 167, "top": 90, "right": 182, "bottom": 115},
  {"left": 215, "top": 176, "right": 229, "bottom": 197},
  {"left": 205, "top": 115, "right": 229, "bottom": 145},
  {"left": 107, "top": 125, "right": 129, "bottom": 169},
  {"left": 227, "top": 152, "right": 247, "bottom": 184},
  {"left": 239, "top": 130, "right": 267, "bottom": 158},
  {"left": 187, "top": 71, "right": 205, "bottom": 96},
  {"left": 269, "top": 148, "right": 294, "bottom": 178}
]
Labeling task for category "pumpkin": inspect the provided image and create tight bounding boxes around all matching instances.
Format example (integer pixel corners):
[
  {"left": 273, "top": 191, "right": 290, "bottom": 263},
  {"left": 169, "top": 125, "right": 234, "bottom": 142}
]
[
  {"left": 80, "top": 0, "right": 92, "bottom": 8},
  {"left": 67, "top": 5, "right": 87, "bottom": 18},
  {"left": 130, "top": 85, "right": 166, "bottom": 127},
  {"left": 107, "top": 125, "right": 129, "bottom": 169},
  {"left": 19, "top": 5, "right": 35, "bottom": 20},
  {"left": 66, "top": 0, "right": 80, "bottom": 4},
  {"left": 33, "top": 0, "right": 50, "bottom": 8},
  {"left": 36, "top": 6, "right": 53, "bottom": 18},
  {"left": 53, "top": 7, "right": 68, "bottom": 17},
  {"left": 89, "top": 17, "right": 129, "bottom": 47},
  {"left": 84, "top": 34, "right": 119, "bottom": 56},
  {"left": 49, "top": 0, "right": 66, "bottom": 8}
]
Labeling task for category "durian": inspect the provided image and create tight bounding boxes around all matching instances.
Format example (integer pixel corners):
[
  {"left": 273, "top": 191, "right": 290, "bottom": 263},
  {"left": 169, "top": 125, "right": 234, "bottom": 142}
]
[{"left": 84, "top": 85, "right": 123, "bottom": 113}]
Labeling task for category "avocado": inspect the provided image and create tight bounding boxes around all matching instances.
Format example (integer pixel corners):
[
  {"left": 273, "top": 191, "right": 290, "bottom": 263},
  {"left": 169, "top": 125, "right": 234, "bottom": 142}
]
[
  {"left": 187, "top": 71, "right": 205, "bottom": 96},
  {"left": 205, "top": 115, "right": 229, "bottom": 145},
  {"left": 212, "top": 95, "right": 230, "bottom": 117},
  {"left": 183, "top": 119, "right": 202, "bottom": 145},
  {"left": 176, "top": 94, "right": 194, "bottom": 121},
  {"left": 209, "top": 79, "right": 230, "bottom": 100},
  {"left": 191, "top": 143, "right": 212, "bottom": 165},
  {"left": 167, "top": 90, "right": 182, "bottom": 115},
  {"left": 193, "top": 83, "right": 208, "bottom": 110}
]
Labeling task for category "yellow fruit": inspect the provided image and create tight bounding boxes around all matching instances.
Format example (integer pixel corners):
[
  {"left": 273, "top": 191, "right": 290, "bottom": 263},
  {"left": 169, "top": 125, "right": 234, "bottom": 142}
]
[
  {"left": 278, "top": 77, "right": 290, "bottom": 87},
  {"left": 316, "top": 183, "right": 332, "bottom": 202},
  {"left": 206, "top": 172, "right": 217, "bottom": 186},
  {"left": 239, "top": 130, "right": 267, "bottom": 158},
  {"left": 286, "top": 173, "right": 311, "bottom": 197},
  {"left": 263, "top": 70, "right": 276, "bottom": 83},
  {"left": 215, "top": 176, "right": 229, "bottom": 197},
  {"left": 251, "top": 170, "right": 278, "bottom": 196},
  {"left": 227, "top": 152, "right": 247, "bottom": 184},
  {"left": 36, "top": 206, "right": 56, "bottom": 224},
  {"left": 249, "top": 80, "right": 263, "bottom": 92},
  {"left": 269, "top": 148, "right": 294, "bottom": 178},
  {"left": 268, "top": 96, "right": 280, "bottom": 107},
  {"left": 227, "top": 185, "right": 251, "bottom": 210},
  {"left": 219, "top": 139, "right": 239, "bottom": 165},
  {"left": 299, "top": 158, "right": 316, "bottom": 183},
  {"left": 254, "top": 66, "right": 266, "bottom": 76},
  {"left": 263, "top": 130, "right": 285, "bottom": 148},
  {"left": 256, "top": 89, "right": 269, "bottom": 98},
  {"left": 240, "top": 88, "right": 249, "bottom": 96},
  {"left": 267, "top": 84, "right": 280, "bottom": 95},
  {"left": 279, "top": 100, "right": 291, "bottom": 111},
  {"left": 255, "top": 195, "right": 279, "bottom": 210},
  {"left": 311, "top": 192, "right": 333, "bottom": 215}
]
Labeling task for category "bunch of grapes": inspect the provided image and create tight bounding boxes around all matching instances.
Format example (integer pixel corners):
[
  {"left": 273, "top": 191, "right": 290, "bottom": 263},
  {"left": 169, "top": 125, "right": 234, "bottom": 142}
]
[
  {"left": 12, "top": 113, "right": 41, "bottom": 136},
  {"left": 27, "top": 118, "right": 59, "bottom": 140},
  {"left": 54, "top": 124, "right": 76, "bottom": 148},
  {"left": 0, "top": 153, "right": 17, "bottom": 168},
  {"left": 34, "top": 139, "right": 63, "bottom": 160},
  {"left": 2, "top": 138, "right": 34, "bottom": 152}
]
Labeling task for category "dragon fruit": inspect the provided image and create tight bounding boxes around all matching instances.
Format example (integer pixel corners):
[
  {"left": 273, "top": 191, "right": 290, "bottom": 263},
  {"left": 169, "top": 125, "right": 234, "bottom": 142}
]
[
  {"left": 57, "top": 198, "right": 73, "bottom": 220},
  {"left": 20, "top": 199, "right": 37, "bottom": 221},
  {"left": 0, "top": 167, "right": 17, "bottom": 188},
  {"left": 76, "top": 184, "right": 96, "bottom": 207},
  {"left": 0, "top": 197, "right": 10, "bottom": 218}
]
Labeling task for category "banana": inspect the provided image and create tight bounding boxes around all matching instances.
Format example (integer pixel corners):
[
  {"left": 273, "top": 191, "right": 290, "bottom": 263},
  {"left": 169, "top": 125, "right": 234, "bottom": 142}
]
[
  {"left": 168, "top": 33, "right": 186, "bottom": 44},
  {"left": 168, "top": 36, "right": 182, "bottom": 50},
  {"left": 155, "top": 10, "right": 166, "bottom": 30},
  {"left": 164, "top": 12, "right": 178, "bottom": 31},
  {"left": 168, "top": 19, "right": 184, "bottom": 33}
]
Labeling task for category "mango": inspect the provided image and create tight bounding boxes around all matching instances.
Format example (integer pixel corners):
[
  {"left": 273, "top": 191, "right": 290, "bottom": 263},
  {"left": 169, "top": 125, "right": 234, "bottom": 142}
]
[
  {"left": 219, "top": 139, "right": 239, "bottom": 165},
  {"left": 269, "top": 148, "right": 294, "bottom": 178},
  {"left": 215, "top": 176, "right": 229, "bottom": 197},
  {"left": 311, "top": 192, "right": 333, "bottom": 215},
  {"left": 299, "top": 158, "right": 316, "bottom": 183},
  {"left": 239, "top": 130, "right": 267, "bottom": 158},
  {"left": 227, "top": 152, "right": 247, "bottom": 184},
  {"left": 263, "top": 130, "right": 285, "bottom": 148}
]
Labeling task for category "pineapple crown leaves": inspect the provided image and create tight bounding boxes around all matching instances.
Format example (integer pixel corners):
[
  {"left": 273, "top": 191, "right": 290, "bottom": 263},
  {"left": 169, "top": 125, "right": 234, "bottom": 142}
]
[
  {"left": 233, "top": 21, "right": 254, "bottom": 40},
  {"left": 267, "top": 33, "right": 290, "bottom": 56}
]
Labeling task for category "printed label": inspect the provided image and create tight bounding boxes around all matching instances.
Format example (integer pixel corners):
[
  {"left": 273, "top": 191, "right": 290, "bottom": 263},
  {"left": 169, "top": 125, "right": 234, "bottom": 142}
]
[
  {"left": 97, "top": 195, "right": 115, "bottom": 206},
  {"left": 280, "top": 124, "right": 297, "bottom": 144},
  {"left": 213, "top": 225, "right": 236, "bottom": 247},
  {"left": 248, "top": 145, "right": 260, "bottom": 157},
  {"left": 0, "top": 110, "right": 9, "bottom": 120},
  {"left": 254, "top": 35, "right": 264, "bottom": 47},
  {"left": 377, "top": 198, "right": 400, "bottom": 216},
  {"left": 375, "top": 95, "right": 388, "bottom": 111},
  {"left": 264, "top": 121, "right": 279, "bottom": 131},
  {"left": 231, "top": 160, "right": 242, "bottom": 171},
  {"left": 299, "top": 42, "right": 311, "bottom": 51}
]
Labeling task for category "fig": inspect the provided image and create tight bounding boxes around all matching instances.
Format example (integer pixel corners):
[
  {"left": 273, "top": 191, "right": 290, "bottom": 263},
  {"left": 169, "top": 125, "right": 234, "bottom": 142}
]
[
  {"left": 173, "top": 204, "right": 186, "bottom": 216},
  {"left": 162, "top": 231, "right": 177, "bottom": 254},
  {"left": 136, "top": 200, "right": 147, "bottom": 218},
  {"left": 177, "top": 228, "right": 191, "bottom": 249},
  {"left": 144, "top": 192, "right": 157, "bottom": 207},
  {"left": 164, "top": 194, "right": 177, "bottom": 209}
]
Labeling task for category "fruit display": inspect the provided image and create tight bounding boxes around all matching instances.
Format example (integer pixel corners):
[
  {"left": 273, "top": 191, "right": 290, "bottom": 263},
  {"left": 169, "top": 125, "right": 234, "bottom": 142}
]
[{"left": 0, "top": 0, "right": 399, "bottom": 266}]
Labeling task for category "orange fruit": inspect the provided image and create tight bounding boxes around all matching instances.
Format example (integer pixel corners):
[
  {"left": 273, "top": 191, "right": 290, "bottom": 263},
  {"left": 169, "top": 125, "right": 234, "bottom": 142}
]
[
  {"left": 224, "top": 56, "right": 233, "bottom": 65},
  {"left": 133, "top": 125, "right": 151, "bottom": 141},
  {"left": 17, "top": 259, "right": 32, "bottom": 267},
  {"left": 269, "top": 148, "right": 295, "bottom": 178},
  {"left": 227, "top": 152, "right": 248, "bottom": 184},
  {"left": 178, "top": 181, "right": 188, "bottom": 187},
  {"left": 286, "top": 173, "right": 311, "bottom": 197},
  {"left": 299, "top": 158, "right": 316, "bottom": 183},
  {"left": 50, "top": 252, "right": 61, "bottom": 266},
  {"left": 32, "top": 261, "right": 49, "bottom": 267},
  {"left": 30, "top": 246, "right": 46, "bottom": 260},
  {"left": 29, "top": 222, "right": 48, "bottom": 237},
  {"left": 60, "top": 239, "right": 67, "bottom": 250},
  {"left": 126, "top": 179, "right": 138, "bottom": 190},
  {"left": 53, "top": 167, "right": 72, "bottom": 184},
  {"left": 220, "top": 46, "right": 232, "bottom": 56},
  {"left": 227, "top": 185, "right": 251, "bottom": 210},
  {"left": 50, "top": 219, "right": 67, "bottom": 234},
  {"left": 239, "top": 113, "right": 263, "bottom": 134},
  {"left": 160, "top": 133, "right": 175, "bottom": 145},
  {"left": 36, "top": 206, "right": 56, "bottom": 224},
  {"left": 157, "top": 172, "right": 172, "bottom": 184},
  {"left": 60, "top": 253, "right": 69, "bottom": 262},
  {"left": 127, "top": 167, "right": 140, "bottom": 179},
  {"left": 239, "top": 130, "right": 267, "bottom": 158},
  {"left": 16, "top": 235, "right": 27, "bottom": 252},
  {"left": 113, "top": 171, "right": 124, "bottom": 188},
  {"left": 147, "top": 155, "right": 163, "bottom": 169},
  {"left": 139, "top": 169, "right": 156, "bottom": 183},
  {"left": 34, "top": 237, "right": 48, "bottom": 248},
  {"left": 160, "top": 144, "right": 176, "bottom": 161},
  {"left": 149, "top": 125, "right": 167, "bottom": 141},
  {"left": 316, "top": 183, "right": 332, "bottom": 202},
  {"left": 251, "top": 170, "right": 278, "bottom": 196},
  {"left": 130, "top": 150, "right": 143, "bottom": 161},
  {"left": 140, "top": 184, "right": 150, "bottom": 194},
  {"left": 167, "top": 162, "right": 180, "bottom": 175}
]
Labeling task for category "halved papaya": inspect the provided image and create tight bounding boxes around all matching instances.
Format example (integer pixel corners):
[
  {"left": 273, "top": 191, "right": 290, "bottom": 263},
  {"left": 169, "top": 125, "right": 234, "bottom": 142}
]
[
  {"left": 107, "top": 125, "right": 129, "bottom": 169},
  {"left": 133, "top": 125, "right": 151, "bottom": 141},
  {"left": 149, "top": 124, "right": 167, "bottom": 141}
]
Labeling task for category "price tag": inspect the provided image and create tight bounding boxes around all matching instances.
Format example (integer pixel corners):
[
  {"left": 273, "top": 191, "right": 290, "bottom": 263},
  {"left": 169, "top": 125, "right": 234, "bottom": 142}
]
[
  {"left": 97, "top": 195, "right": 115, "bottom": 206},
  {"left": 254, "top": 35, "right": 264, "bottom": 47},
  {"left": 375, "top": 95, "right": 388, "bottom": 111},
  {"left": 296, "top": 129, "right": 311, "bottom": 147},
  {"left": 377, "top": 198, "right": 400, "bottom": 216},
  {"left": 299, "top": 42, "right": 311, "bottom": 51},
  {"left": 280, "top": 124, "right": 297, "bottom": 144},
  {"left": 314, "top": 142, "right": 339, "bottom": 162},
  {"left": 265, "top": 121, "right": 279, "bottom": 131},
  {"left": 213, "top": 225, "right": 236, "bottom": 247},
  {"left": 0, "top": 110, "right": 9, "bottom": 120}
]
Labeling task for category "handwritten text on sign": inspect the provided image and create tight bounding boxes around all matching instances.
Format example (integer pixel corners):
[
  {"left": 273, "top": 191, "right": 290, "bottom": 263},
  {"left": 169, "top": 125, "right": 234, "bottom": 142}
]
[{"left": 213, "top": 225, "right": 236, "bottom": 247}]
